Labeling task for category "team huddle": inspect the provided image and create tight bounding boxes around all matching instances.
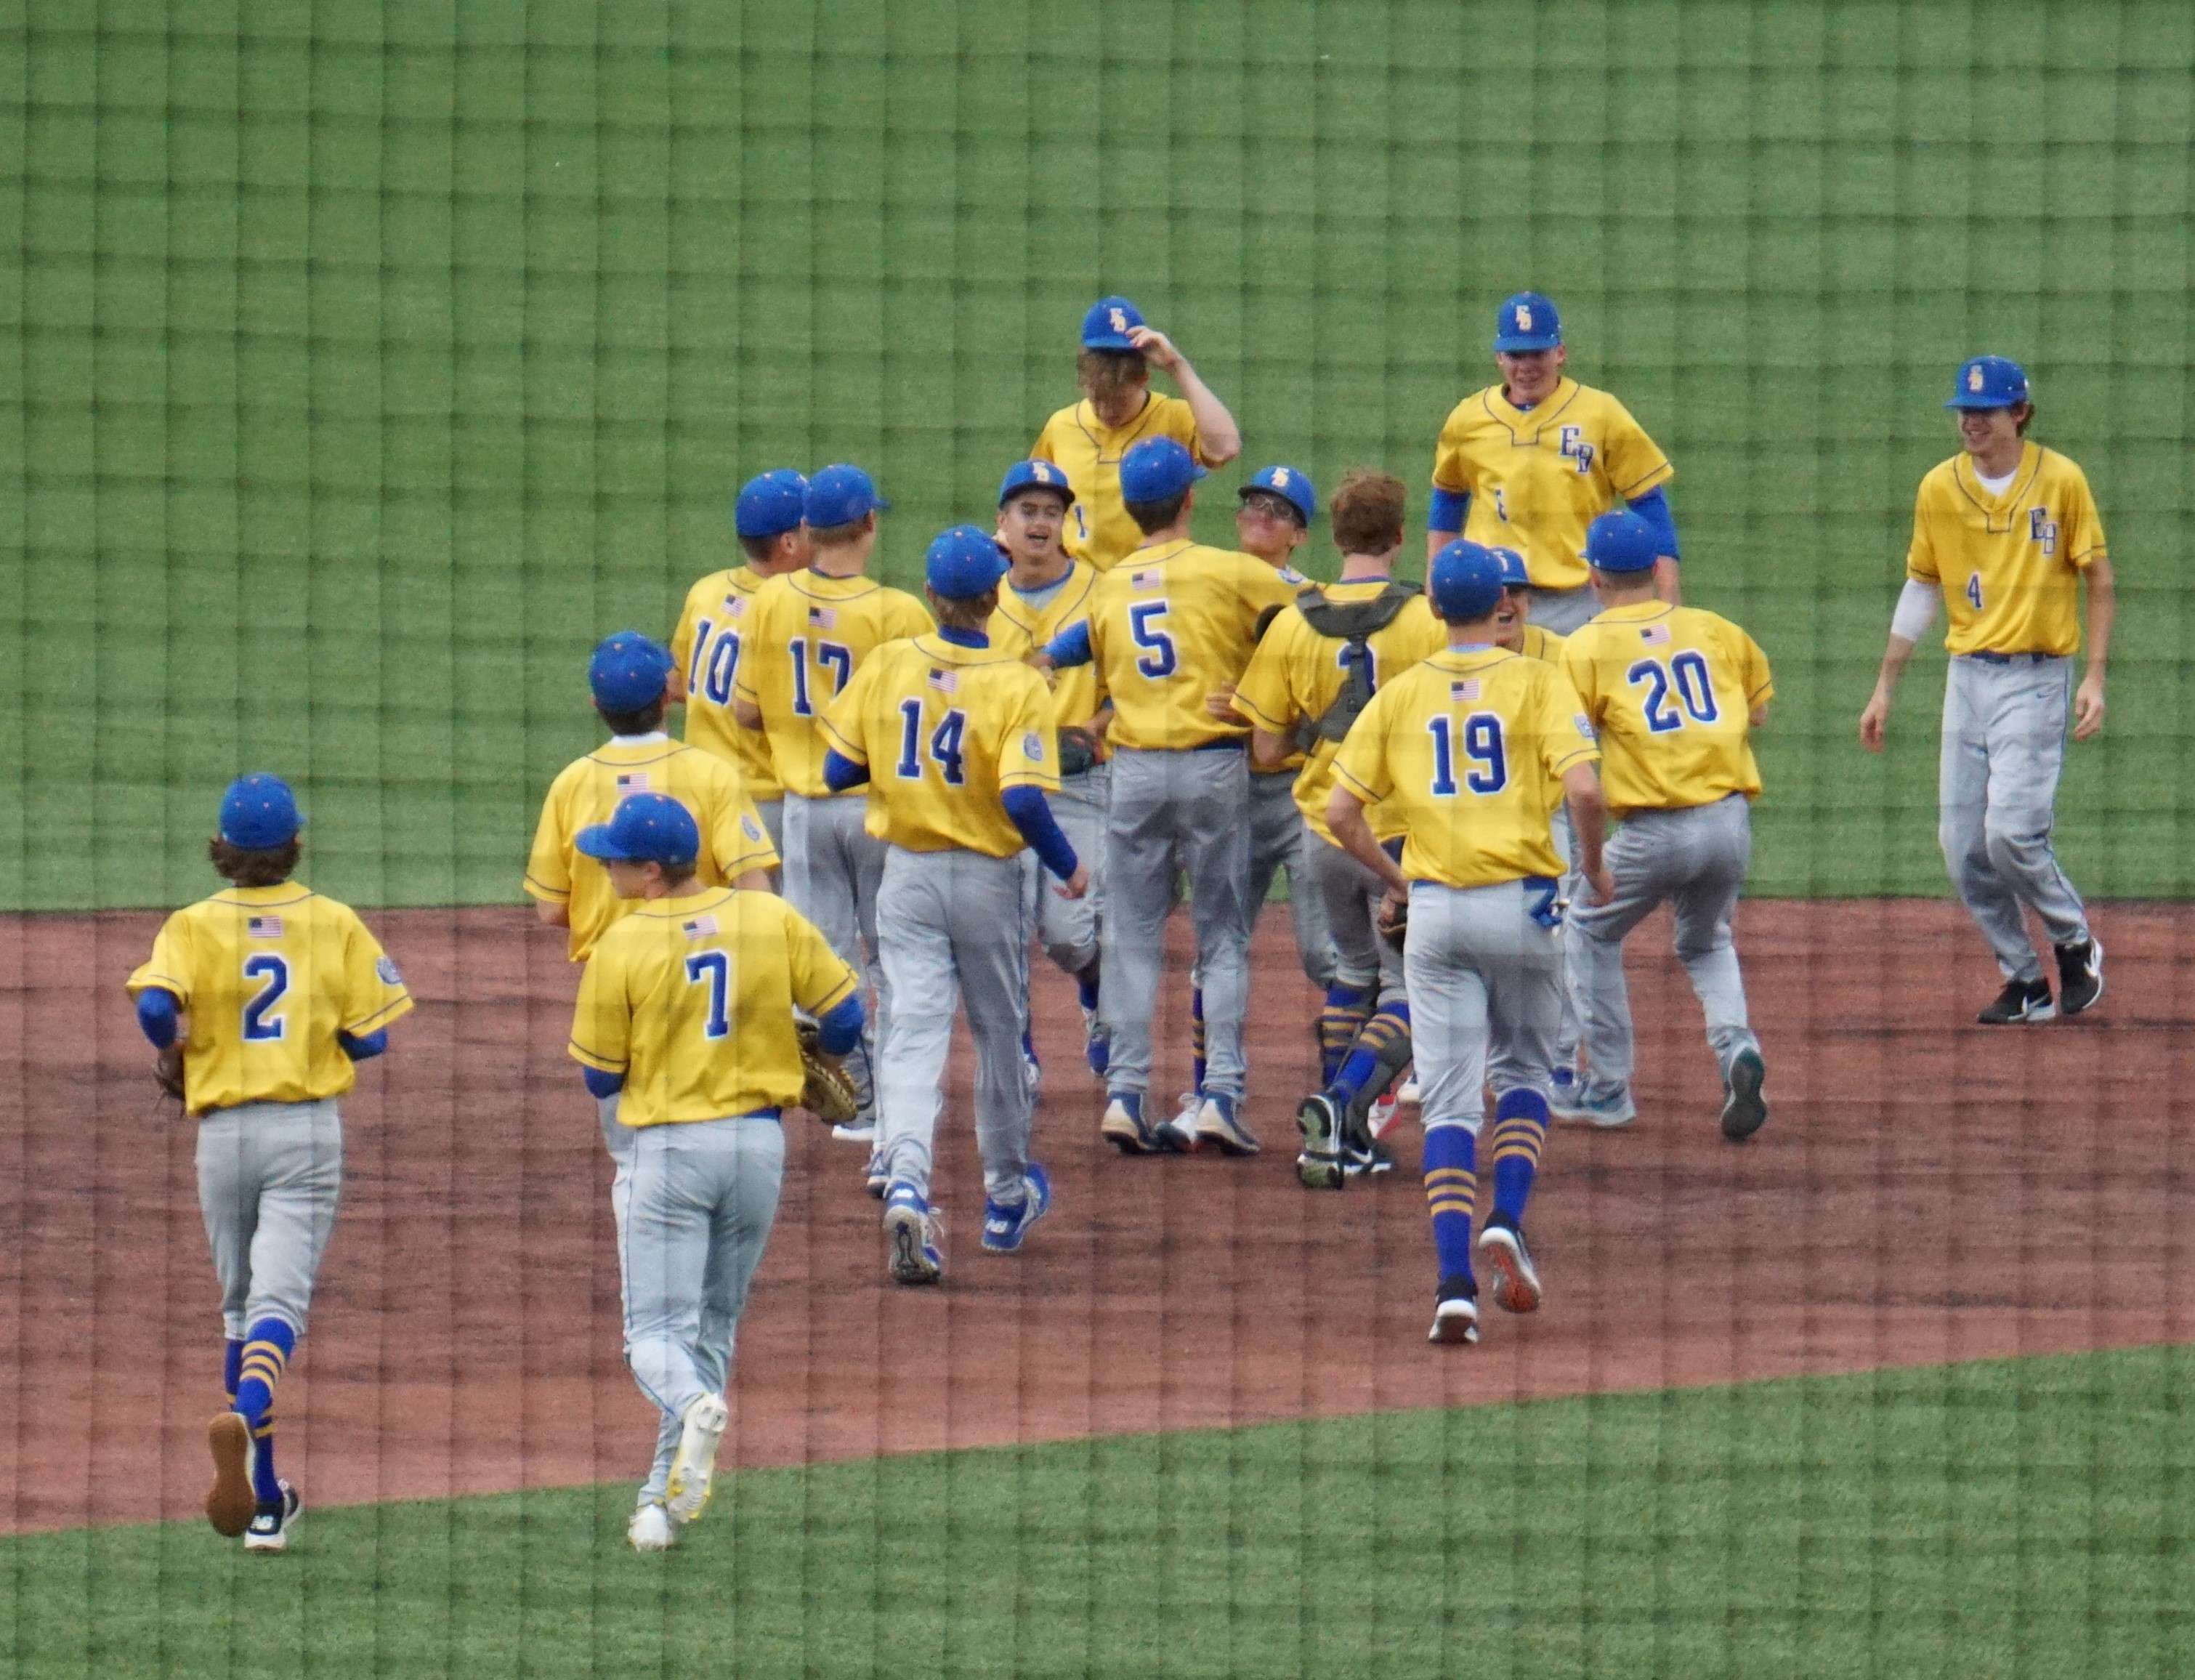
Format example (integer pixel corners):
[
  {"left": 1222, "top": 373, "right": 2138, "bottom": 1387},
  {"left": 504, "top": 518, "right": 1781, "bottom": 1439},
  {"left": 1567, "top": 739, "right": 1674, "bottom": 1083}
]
[{"left": 126, "top": 292, "right": 2114, "bottom": 1554}]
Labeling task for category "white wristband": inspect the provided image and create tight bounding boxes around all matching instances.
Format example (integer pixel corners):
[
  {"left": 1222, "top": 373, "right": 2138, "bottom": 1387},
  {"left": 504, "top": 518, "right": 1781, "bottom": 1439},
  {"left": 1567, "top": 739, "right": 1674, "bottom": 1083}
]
[{"left": 1890, "top": 578, "right": 1940, "bottom": 643}]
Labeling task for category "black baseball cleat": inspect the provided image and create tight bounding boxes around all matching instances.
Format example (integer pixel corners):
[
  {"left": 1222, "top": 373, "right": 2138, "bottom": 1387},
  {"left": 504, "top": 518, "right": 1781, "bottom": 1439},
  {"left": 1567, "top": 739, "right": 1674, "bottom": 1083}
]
[
  {"left": 1295, "top": 1093, "right": 1345, "bottom": 1190},
  {"left": 1477, "top": 1215, "right": 1543, "bottom": 1314},
  {"left": 2055, "top": 937, "right": 2103, "bottom": 1017},
  {"left": 1720, "top": 1049, "right": 1768, "bottom": 1142},
  {"left": 1977, "top": 976, "right": 2055, "bottom": 1025},
  {"left": 1427, "top": 1277, "right": 1480, "bottom": 1345},
  {"left": 244, "top": 1481, "right": 302, "bottom": 1554}
]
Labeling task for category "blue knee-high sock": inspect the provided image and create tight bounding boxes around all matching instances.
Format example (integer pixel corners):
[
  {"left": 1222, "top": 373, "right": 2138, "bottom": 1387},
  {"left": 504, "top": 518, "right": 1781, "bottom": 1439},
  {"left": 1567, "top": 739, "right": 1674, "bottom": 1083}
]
[
  {"left": 1331, "top": 1001, "right": 1410, "bottom": 1105},
  {"left": 235, "top": 1318, "right": 294, "bottom": 1506},
  {"left": 1488, "top": 1089, "right": 1550, "bottom": 1223},
  {"left": 1189, "top": 985, "right": 1206, "bottom": 1095},
  {"left": 1075, "top": 963, "right": 1101, "bottom": 1014},
  {"left": 1021, "top": 1022, "right": 1037, "bottom": 1062},
  {"left": 1317, "top": 984, "right": 1373, "bottom": 1086},
  {"left": 223, "top": 1337, "right": 244, "bottom": 1405},
  {"left": 1420, "top": 1124, "right": 1478, "bottom": 1284},
  {"left": 250, "top": 1418, "right": 280, "bottom": 1505}
]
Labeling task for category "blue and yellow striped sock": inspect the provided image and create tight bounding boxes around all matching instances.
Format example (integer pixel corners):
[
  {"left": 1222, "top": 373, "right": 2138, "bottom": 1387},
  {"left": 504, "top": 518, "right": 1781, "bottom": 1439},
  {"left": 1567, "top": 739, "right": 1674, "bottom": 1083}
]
[
  {"left": 1332, "top": 1002, "right": 1410, "bottom": 1106},
  {"left": 1189, "top": 985, "right": 1206, "bottom": 1096},
  {"left": 1317, "top": 985, "right": 1373, "bottom": 1086},
  {"left": 1489, "top": 1089, "right": 1550, "bottom": 1223},
  {"left": 223, "top": 1337, "right": 243, "bottom": 1406},
  {"left": 1421, "top": 1124, "right": 1477, "bottom": 1283},
  {"left": 235, "top": 1319, "right": 295, "bottom": 1506}
]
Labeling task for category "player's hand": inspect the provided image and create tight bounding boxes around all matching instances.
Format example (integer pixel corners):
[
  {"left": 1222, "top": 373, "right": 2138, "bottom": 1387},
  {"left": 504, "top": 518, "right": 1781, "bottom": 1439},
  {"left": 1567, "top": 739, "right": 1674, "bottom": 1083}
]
[
  {"left": 1027, "top": 650, "right": 1055, "bottom": 675},
  {"left": 2072, "top": 673, "right": 2106, "bottom": 740},
  {"left": 1055, "top": 864, "right": 1091, "bottom": 902},
  {"left": 1125, "top": 324, "right": 1184, "bottom": 372},
  {"left": 1582, "top": 863, "right": 1615, "bottom": 906},
  {"left": 1858, "top": 690, "right": 1891, "bottom": 752},
  {"left": 1204, "top": 683, "right": 1238, "bottom": 721}
]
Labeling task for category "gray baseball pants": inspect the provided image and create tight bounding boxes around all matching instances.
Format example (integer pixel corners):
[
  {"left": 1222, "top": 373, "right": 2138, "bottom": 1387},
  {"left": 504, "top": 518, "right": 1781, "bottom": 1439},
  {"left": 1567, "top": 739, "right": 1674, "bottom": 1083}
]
[
  {"left": 753, "top": 796, "right": 784, "bottom": 861},
  {"left": 623, "top": 1114, "right": 785, "bottom": 1505},
  {"left": 1250, "top": 769, "right": 1335, "bottom": 988},
  {"left": 1527, "top": 584, "right": 1599, "bottom": 636},
  {"left": 1022, "top": 764, "right": 1107, "bottom": 979},
  {"left": 1405, "top": 880, "right": 1564, "bottom": 1134},
  {"left": 1101, "top": 746, "right": 1252, "bottom": 1102},
  {"left": 876, "top": 847, "right": 1037, "bottom": 1206},
  {"left": 781, "top": 791, "right": 891, "bottom": 1115},
  {"left": 1308, "top": 834, "right": 1404, "bottom": 1005},
  {"left": 1566, "top": 793, "right": 1760, "bottom": 1089},
  {"left": 1939, "top": 654, "right": 2088, "bottom": 982},
  {"left": 197, "top": 1100, "right": 343, "bottom": 1338}
]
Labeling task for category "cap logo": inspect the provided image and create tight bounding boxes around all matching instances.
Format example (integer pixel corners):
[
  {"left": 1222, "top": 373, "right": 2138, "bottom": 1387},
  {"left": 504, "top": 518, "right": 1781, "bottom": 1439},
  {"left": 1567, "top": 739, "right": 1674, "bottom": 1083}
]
[
  {"left": 1272, "top": 468, "right": 1290, "bottom": 488},
  {"left": 1110, "top": 307, "right": 1129, "bottom": 334},
  {"left": 1968, "top": 364, "right": 1984, "bottom": 392},
  {"left": 1516, "top": 304, "right": 1533, "bottom": 331}
]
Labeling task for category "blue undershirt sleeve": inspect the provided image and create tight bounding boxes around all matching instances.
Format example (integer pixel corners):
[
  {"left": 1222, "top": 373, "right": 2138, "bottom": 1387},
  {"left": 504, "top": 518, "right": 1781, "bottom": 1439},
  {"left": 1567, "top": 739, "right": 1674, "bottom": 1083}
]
[
  {"left": 822, "top": 749, "right": 870, "bottom": 793},
  {"left": 1040, "top": 621, "right": 1093, "bottom": 668},
  {"left": 816, "top": 994, "right": 865, "bottom": 1058},
  {"left": 1625, "top": 485, "right": 1678, "bottom": 561},
  {"left": 337, "top": 1027, "right": 389, "bottom": 1062},
  {"left": 134, "top": 988, "right": 180, "bottom": 1049},
  {"left": 581, "top": 1066, "right": 625, "bottom": 1100},
  {"left": 1428, "top": 487, "right": 1471, "bottom": 536},
  {"left": 1001, "top": 785, "right": 1080, "bottom": 881}
]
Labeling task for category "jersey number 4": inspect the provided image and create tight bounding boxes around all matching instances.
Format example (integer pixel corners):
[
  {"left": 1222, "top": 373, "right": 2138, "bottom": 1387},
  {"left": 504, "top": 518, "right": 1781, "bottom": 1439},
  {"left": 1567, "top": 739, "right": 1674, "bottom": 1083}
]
[
  {"left": 788, "top": 637, "right": 854, "bottom": 717},
  {"left": 1626, "top": 652, "right": 1719, "bottom": 734},
  {"left": 895, "top": 699, "right": 969, "bottom": 786},
  {"left": 1127, "top": 599, "right": 1177, "bottom": 677},
  {"left": 1426, "top": 714, "right": 1507, "bottom": 796}
]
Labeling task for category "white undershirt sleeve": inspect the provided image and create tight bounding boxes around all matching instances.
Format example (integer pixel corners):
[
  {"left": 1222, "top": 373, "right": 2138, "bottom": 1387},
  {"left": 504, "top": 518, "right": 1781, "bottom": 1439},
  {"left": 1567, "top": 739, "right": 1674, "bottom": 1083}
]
[{"left": 1890, "top": 577, "right": 1940, "bottom": 643}]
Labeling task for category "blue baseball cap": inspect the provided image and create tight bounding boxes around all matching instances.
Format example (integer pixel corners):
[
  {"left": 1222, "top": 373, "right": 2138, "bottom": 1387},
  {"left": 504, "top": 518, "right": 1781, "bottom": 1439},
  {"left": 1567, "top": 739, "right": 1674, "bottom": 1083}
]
[
  {"left": 1119, "top": 436, "right": 1207, "bottom": 504},
  {"left": 804, "top": 463, "right": 889, "bottom": 528},
  {"left": 733, "top": 469, "right": 808, "bottom": 538},
  {"left": 589, "top": 631, "right": 674, "bottom": 712},
  {"left": 576, "top": 792, "right": 700, "bottom": 868},
  {"left": 1428, "top": 541, "right": 1506, "bottom": 622},
  {"left": 1581, "top": 509, "right": 1660, "bottom": 574},
  {"left": 998, "top": 459, "right": 1075, "bottom": 507},
  {"left": 1488, "top": 545, "right": 1532, "bottom": 589},
  {"left": 1081, "top": 295, "right": 1146, "bottom": 352},
  {"left": 1239, "top": 464, "right": 1317, "bottom": 524},
  {"left": 1492, "top": 291, "right": 1563, "bottom": 353},
  {"left": 219, "top": 773, "right": 302, "bottom": 849},
  {"left": 925, "top": 524, "right": 1012, "bottom": 600},
  {"left": 1947, "top": 355, "right": 2030, "bottom": 410}
]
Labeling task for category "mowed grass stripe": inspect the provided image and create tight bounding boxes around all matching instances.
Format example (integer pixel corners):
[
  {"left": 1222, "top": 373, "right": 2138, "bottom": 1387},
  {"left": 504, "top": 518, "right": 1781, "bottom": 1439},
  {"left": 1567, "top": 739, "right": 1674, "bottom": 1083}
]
[{"left": 3, "top": 1345, "right": 2188, "bottom": 1679}]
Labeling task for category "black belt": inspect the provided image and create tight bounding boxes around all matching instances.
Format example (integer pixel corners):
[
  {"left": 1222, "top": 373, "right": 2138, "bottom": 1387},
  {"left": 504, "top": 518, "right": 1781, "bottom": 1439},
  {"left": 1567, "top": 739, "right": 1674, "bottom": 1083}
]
[{"left": 1964, "top": 651, "right": 2056, "bottom": 666}]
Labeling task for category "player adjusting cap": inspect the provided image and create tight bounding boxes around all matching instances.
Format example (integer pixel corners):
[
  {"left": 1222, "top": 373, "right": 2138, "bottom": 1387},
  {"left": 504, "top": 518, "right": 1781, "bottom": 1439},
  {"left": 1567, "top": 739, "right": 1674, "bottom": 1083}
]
[
  {"left": 219, "top": 773, "right": 302, "bottom": 850},
  {"left": 925, "top": 524, "right": 1012, "bottom": 600},
  {"left": 589, "top": 631, "right": 675, "bottom": 712},
  {"left": 1239, "top": 464, "right": 1317, "bottom": 525},
  {"left": 1428, "top": 541, "right": 1506, "bottom": 623},
  {"left": 804, "top": 463, "right": 889, "bottom": 528},
  {"left": 1488, "top": 545, "right": 1532, "bottom": 589},
  {"left": 733, "top": 468, "right": 809, "bottom": 538},
  {"left": 1946, "top": 355, "right": 2029, "bottom": 410},
  {"left": 1492, "top": 291, "right": 1562, "bottom": 353},
  {"left": 576, "top": 792, "right": 700, "bottom": 868},
  {"left": 998, "top": 459, "right": 1075, "bottom": 508},
  {"left": 1118, "top": 435, "right": 1207, "bottom": 504},
  {"left": 1581, "top": 509, "right": 1660, "bottom": 573},
  {"left": 1081, "top": 295, "right": 1146, "bottom": 352}
]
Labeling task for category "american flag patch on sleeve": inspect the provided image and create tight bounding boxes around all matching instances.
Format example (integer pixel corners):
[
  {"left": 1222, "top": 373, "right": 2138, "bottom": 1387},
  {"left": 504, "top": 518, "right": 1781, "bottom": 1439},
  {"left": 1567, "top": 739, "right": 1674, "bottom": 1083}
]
[
  {"left": 927, "top": 668, "right": 958, "bottom": 694},
  {"left": 1641, "top": 623, "right": 1672, "bottom": 645},
  {"left": 682, "top": 916, "right": 719, "bottom": 940},
  {"left": 615, "top": 772, "right": 650, "bottom": 793},
  {"left": 246, "top": 915, "right": 283, "bottom": 939},
  {"left": 1450, "top": 679, "right": 1481, "bottom": 702},
  {"left": 723, "top": 594, "right": 744, "bottom": 615},
  {"left": 808, "top": 605, "right": 838, "bottom": 629}
]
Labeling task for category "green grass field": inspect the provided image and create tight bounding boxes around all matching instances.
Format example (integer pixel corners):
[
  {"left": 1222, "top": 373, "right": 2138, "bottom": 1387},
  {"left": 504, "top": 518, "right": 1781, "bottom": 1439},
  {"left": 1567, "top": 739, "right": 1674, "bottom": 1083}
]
[
  {"left": 7, "top": 1348, "right": 2188, "bottom": 1679},
  {"left": 7, "top": 0, "right": 2194, "bottom": 911}
]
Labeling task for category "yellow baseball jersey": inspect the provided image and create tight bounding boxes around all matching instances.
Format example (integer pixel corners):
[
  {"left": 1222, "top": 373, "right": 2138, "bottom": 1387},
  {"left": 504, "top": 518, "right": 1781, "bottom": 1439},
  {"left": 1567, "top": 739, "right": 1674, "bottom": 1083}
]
[
  {"left": 670, "top": 565, "right": 780, "bottom": 799},
  {"left": 568, "top": 887, "right": 858, "bottom": 1128},
  {"left": 1514, "top": 622, "right": 1569, "bottom": 663},
  {"left": 820, "top": 634, "right": 1060, "bottom": 858},
  {"left": 1561, "top": 603, "right": 1771, "bottom": 818},
  {"left": 1086, "top": 541, "right": 1298, "bottom": 751},
  {"left": 1431, "top": 377, "right": 1673, "bottom": 591},
  {"left": 1030, "top": 394, "right": 1211, "bottom": 570},
  {"left": 126, "top": 884, "right": 415, "bottom": 1116},
  {"left": 524, "top": 739, "right": 780, "bottom": 961},
  {"left": 1332, "top": 648, "right": 1599, "bottom": 889},
  {"left": 990, "top": 561, "right": 1107, "bottom": 746},
  {"left": 1230, "top": 581, "right": 1447, "bottom": 844},
  {"left": 734, "top": 570, "right": 934, "bottom": 798},
  {"left": 1906, "top": 444, "right": 2106, "bottom": 657}
]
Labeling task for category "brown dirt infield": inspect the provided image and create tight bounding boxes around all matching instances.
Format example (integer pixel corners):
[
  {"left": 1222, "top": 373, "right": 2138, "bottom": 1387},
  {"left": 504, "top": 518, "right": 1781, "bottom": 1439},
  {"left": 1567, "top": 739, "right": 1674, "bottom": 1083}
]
[{"left": 1, "top": 898, "right": 2188, "bottom": 1534}]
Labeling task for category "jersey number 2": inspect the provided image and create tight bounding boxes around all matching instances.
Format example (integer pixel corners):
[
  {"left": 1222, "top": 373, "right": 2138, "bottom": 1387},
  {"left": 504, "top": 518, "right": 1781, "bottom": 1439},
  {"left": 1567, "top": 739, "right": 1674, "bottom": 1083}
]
[
  {"left": 685, "top": 951, "right": 731, "bottom": 1040},
  {"left": 242, "top": 954, "right": 289, "bottom": 1042},
  {"left": 895, "top": 699, "right": 969, "bottom": 786}
]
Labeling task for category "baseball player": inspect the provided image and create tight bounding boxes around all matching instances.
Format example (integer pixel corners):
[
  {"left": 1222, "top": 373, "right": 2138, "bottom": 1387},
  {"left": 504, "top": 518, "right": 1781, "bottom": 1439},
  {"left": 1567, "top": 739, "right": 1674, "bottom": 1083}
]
[
  {"left": 1859, "top": 355, "right": 2111, "bottom": 1024},
  {"left": 668, "top": 467, "right": 812, "bottom": 853},
  {"left": 127, "top": 774, "right": 414, "bottom": 1550},
  {"left": 1326, "top": 543, "right": 1609, "bottom": 1344},
  {"left": 567, "top": 792, "right": 862, "bottom": 1552},
  {"left": 820, "top": 526, "right": 1089, "bottom": 1283},
  {"left": 733, "top": 464, "right": 934, "bottom": 1153},
  {"left": 1037, "top": 436, "right": 1296, "bottom": 1155},
  {"left": 1031, "top": 295, "right": 1242, "bottom": 570},
  {"left": 1229, "top": 468, "right": 1445, "bottom": 1187},
  {"left": 1427, "top": 291, "right": 1681, "bottom": 633},
  {"left": 1147, "top": 465, "right": 1338, "bottom": 1139},
  {"left": 987, "top": 459, "right": 1112, "bottom": 1076},
  {"left": 1560, "top": 511, "right": 1774, "bottom": 1139}
]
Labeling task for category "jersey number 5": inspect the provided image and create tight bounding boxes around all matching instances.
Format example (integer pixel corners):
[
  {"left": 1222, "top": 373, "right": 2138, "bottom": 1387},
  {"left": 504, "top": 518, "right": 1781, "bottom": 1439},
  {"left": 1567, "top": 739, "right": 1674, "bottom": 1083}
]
[
  {"left": 685, "top": 950, "right": 731, "bottom": 1040},
  {"left": 1427, "top": 714, "right": 1507, "bottom": 796},
  {"left": 1626, "top": 652, "right": 1719, "bottom": 734},
  {"left": 894, "top": 698, "right": 969, "bottom": 786},
  {"left": 1127, "top": 600, "right": 1177, "bottom": 678},
  {"left": 241, "top": 953, "right": 289, "bottom": 1042}
]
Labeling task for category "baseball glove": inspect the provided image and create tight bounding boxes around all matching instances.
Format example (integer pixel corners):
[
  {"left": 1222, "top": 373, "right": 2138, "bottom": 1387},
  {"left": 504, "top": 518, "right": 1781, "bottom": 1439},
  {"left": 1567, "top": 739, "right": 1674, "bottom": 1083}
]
[
  {"left": 1057, "top": 724, "right": 1099, "bottom": 778},
  {"left": 154, "top": 1043, "right": 187, "bottom": 1103},
  {"left": 1375, "top": 892, "right": 1409, "bottom": 953},
  {"left": 796, "top": 1021, "right": 861, "bottom": 1126}
]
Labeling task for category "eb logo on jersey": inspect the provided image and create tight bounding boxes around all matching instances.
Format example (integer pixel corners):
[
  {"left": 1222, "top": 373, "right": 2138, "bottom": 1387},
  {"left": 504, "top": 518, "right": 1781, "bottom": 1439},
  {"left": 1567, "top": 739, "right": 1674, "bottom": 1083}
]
[
  {"left": 2029, "top": 508, "right": 2058, "bottom": 556},
  {"left": 1558, "top": 426, "right": 1596, "bottom": 475}
]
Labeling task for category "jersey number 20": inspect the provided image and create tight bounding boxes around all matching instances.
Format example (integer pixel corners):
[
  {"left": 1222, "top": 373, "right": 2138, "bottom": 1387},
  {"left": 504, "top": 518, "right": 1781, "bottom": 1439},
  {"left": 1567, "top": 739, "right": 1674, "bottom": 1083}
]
[
  {"left": 1427, "top": 714, "right": 1507, "bottom": 796},
  {"left": 1626, "top": 652, "right": 1719, "bottom": 734}
]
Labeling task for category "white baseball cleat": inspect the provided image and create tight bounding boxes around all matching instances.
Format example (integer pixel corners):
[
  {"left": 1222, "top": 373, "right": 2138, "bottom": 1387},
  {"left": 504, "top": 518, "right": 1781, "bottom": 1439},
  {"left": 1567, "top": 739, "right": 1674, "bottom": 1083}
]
[
  {"left": 666, "top": 1394, "right": 729, "bottom": 1523},
  {"left": 628, "top": 1501, "right": 675, "bottom": 1553}
]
